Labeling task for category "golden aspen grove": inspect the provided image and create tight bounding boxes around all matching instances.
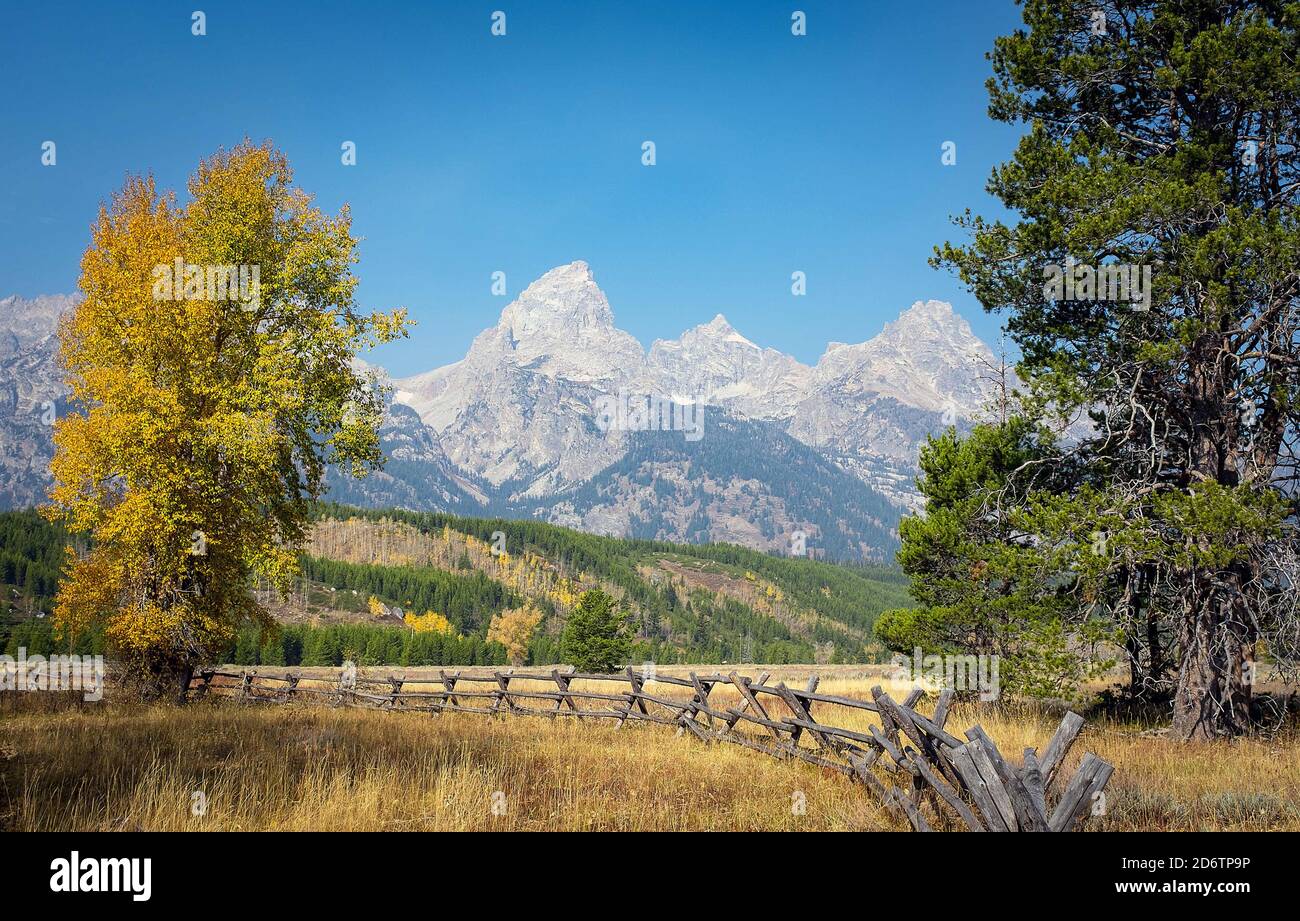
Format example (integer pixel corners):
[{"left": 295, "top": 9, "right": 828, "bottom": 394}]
[
  {"left": 44, "top": 141, "right": 409, "bottom": 698},
  {"left": 487, "top": 603, "right": 545, "bottom": 665}
]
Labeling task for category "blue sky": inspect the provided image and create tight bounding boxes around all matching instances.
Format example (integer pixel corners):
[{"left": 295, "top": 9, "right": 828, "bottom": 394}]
[{"left": 2, "top": 0, "right": 1025, "bottom": 375}]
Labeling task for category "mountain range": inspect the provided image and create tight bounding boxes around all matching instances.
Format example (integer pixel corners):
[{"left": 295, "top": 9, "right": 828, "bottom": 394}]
[{"left": 0, "top": 262, "right": 1004, "bottom": 561}]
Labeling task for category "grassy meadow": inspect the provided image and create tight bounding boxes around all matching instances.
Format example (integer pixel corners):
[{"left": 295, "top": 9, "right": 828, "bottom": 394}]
[{"left": 3, "top": 666, "right": 1297, "bottom": 832}]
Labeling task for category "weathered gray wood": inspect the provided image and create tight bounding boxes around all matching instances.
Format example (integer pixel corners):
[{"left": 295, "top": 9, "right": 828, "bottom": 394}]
[
  {"left": 871, "top": 686, "right": 905, "bottom": 753},
  {"left": 897, "top": 784, "right": 932, "bottom": 831},
  {"left": 907, "top": 746, "right": 986, "bottom": 832},
  {"left": 724, "top": 707, "right": 792, "bottom": 735},
  {"left": 729, "top": 671, "right": 781, "bottom": 739},
  {"left": 1022, "top": 748, "right": 1047, "bottom": 820},
  {"left": 944, "top": 743, "right": 1007, "bottom": 832},
  {"left": 615, "top": 667, "right": 646, "bottom": 728},
  {"left": 998, "top": 754, "right": 1050, "bottom": 832},
  {"left": 628, "top": 667, "right": 649, "bottom": 714},
  {"left": 966, "top": 725, "right": 1048, "bottom": 832},
  {"left": 633, "top": 690, "right": 693, "bottom": 714},
  {"left": 766, "top": 718, "right": 872, "bottom": 749},
  {"left": 1039, "top": 711, "right": 1086, "bottom": 790},
  {"left": 963, "top": 737, "right": 1019, "bottom": 831},
  {"left": 848, "top": 751, "right": 930, "bottom": 831},
  {"left": 1048, "top": 754, "right": 1114, "bottom": 832},
  {"left": 440, "top": 670, "right": 460, "bottom": 709},
  {"left": 724, "top": 671, "right": 771, "bottom": 729},
  {"left": 387, "top": 676, "right": 405, "bottom": 709},
  {"left": 493, "top": 671, "right": 519, "bottom": 714},
  {"left": 932, "top": 690, "right": 954, "bottom": 729},
  {"left": 678, "top": 714, "right": 711, "bottom": 743},
  {"left": 1078, "top": 760, "right": 1114, "bottom": 831},
  {"left": 848, "top": 751, "right": 892, "bottom": 804},
  {"left": 1047, "top": 753, "right": 1099, "bottom": 831},
  {"left": 877, "top": 689, "right": 964, "bottom": 790},
  {"left": 908, "top": 709, "right": 964, "bottom": 751},
  {"left": 868, "top": 723, "right": 907, "bottom": 766},
  {"left": 551, "top": 669, "right": 582, "bottom": 719},
  {"left": 773, "top": 682, "right": 834, "bottom": 752},
  {"left": 872, "top": 689, "right": 927, "bottom": 752},
  {"left": 750, "top": 685, "right": 880, "bottom": 713},
  {"left": 279, "top": 673, "right": 300, "bottom": 702},
  {"left": 687, "top": 673, "right": 716, "bottom": 729}
]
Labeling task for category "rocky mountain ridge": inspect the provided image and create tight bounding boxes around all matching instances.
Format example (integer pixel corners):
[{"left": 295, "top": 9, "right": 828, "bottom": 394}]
[{"left": 0, "top": 265, "right": 1005, "bottom": 560}]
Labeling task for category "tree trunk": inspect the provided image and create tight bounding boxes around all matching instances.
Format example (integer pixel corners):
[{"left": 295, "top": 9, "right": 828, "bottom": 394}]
[
  {"left": 175, "top": 662, "right": 195, "bottom": 705},
  {"left": 1146, "top": 601, "right": 1164, "bottom": 691},
  {"left": 1172, "top": 337, "right": 1256, "bottom": 739},
  {"left": 1171, "top": 569, "right": 1253, "bottom": 739}
]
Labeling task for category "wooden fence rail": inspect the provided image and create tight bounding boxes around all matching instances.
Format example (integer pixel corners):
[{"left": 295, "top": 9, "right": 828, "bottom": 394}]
[{"left": 187, "top": 666, "right": 1113, "bottom": 832}]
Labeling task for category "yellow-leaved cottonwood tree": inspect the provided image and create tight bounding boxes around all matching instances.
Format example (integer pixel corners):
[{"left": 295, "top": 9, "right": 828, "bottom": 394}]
[
  {"left": 45, "top": 141, "right": 408, "bottom": 698},
  {"left": 487, "top": 604, "right": 544, "bottom": 666}
]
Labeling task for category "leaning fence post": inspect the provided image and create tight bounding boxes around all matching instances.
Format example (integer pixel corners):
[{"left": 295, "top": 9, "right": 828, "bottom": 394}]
[
  {"left": 616, "top": 667, "right": 643, "bottom": 729},
  {"left": 494, "top": 670, "right": 518, "bottom": 716},
  {"left": 439, "top": 669, "right": 459, "bottom": 710},
  {"left": 687, "top": 672, "right": 714, "bottom": 729}
]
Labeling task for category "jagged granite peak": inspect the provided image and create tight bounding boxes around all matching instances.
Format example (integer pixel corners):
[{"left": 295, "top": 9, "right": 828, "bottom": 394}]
[
  {"left": 491, "top": 260, "right": 646, "bottom": 383},
  {"left": 393, "top": 262, "right": 645, "bottom": 490},
  {"left": 394, "top": 271, "right": 1002, "bottom": 511},
  {"left": 700, "top": 313, "right": 751, "bottom": 342},
  {"left": 785, "top": 299, "right": 1006, "bottom": 511},
  {"left": 396, "top": 262, "right": 647, "bottom": 426},
  {"left": 647, "top": 313, "right": 810, "bottom": 419},
  {"left": 499, "top": 260, "right": 606, "bottom": 330},
  {"left": 810, "top": 298, "right": 997, "bottom": 416}
]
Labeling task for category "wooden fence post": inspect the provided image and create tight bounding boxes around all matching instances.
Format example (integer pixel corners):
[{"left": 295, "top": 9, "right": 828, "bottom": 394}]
[{"left": 440, "top": 670, "right": 459, "bottom": 709}]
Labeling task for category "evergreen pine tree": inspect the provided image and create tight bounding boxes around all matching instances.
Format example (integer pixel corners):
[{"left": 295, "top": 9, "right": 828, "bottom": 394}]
[{"left": 560, "top": 589, "right": 631, "bottom": 673}]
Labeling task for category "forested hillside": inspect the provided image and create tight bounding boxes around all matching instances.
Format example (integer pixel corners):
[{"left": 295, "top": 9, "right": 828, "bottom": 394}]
[
  {"left": 302, "top": 504, "right": 910, "bottom": 664},
  {"left": 0, "top": 505, "right": 910, "bottom": 667}
]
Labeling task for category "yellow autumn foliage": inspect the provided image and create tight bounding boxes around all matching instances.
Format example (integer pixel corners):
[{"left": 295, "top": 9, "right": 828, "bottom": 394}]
[
  {"left": 404, "top": 610, "right": 453, "bottom": 635},
  {"left": 487, "top": 603, "right": 544, "bottom": 666},
  {"left": 44, "top": 141, "right": 408, "bottom": 695}
]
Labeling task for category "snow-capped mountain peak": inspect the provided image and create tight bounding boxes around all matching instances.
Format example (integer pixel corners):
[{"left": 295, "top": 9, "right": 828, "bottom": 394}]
[
  {"left": 647, "top": 313, "right": 809, "bottom": 418},
  {"left": 474, "top": 260, "right": 647, "bottom": 385},
  {"left": 809, "top": 298, "right": 995, "bottom": 415},
  {"left": 877, "top": 299, "right": 983, "bottom": 355},
  {"left": 497, "top": 260, "right": 612, "bottom": 337}
]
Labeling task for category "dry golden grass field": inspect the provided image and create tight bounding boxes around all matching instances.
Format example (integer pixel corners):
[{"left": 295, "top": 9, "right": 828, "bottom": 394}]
[{"left": 2, "top": 666, "right": 1298, "bottom": 832}]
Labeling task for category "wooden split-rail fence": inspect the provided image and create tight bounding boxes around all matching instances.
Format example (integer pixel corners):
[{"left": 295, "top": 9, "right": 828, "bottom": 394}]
[{"left": 187, "top": 666, "right": 1114, "bottom": 832}]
